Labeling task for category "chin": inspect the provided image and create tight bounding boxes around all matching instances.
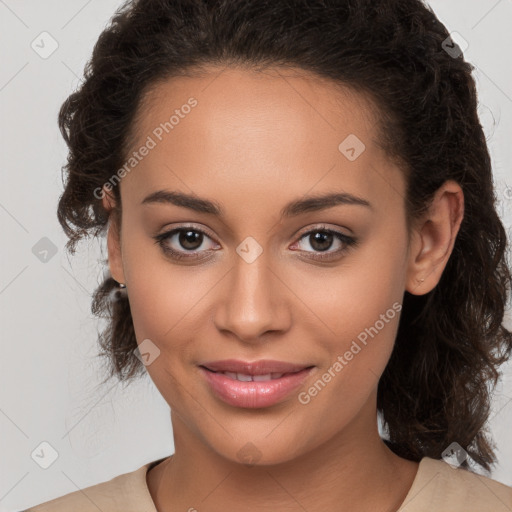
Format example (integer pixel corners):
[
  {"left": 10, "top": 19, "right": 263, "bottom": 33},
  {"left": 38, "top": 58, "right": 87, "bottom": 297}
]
[{"left": 207, "top": 435, "right": 309, "bottom": 468}]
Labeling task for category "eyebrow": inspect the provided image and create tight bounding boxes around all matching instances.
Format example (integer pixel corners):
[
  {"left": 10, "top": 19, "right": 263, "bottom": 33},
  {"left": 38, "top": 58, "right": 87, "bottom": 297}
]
[{"left": 141, "top": 189, "right": 373, "bottom": 217}]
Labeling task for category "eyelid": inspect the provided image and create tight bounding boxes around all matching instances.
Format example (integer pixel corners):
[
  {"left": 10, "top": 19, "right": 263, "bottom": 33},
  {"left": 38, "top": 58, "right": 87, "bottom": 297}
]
[
  {"left": 154, "top": 222, "right": 357, "bottom": 260},
  {"left": 157, "top": 223, "right": 218, "bottom": 242},
  {"left": 157, "top": 222, "right": 352, "bottom": 243},
  {"left": 292, "top": 223, "right": 352, "bottom": 240}
]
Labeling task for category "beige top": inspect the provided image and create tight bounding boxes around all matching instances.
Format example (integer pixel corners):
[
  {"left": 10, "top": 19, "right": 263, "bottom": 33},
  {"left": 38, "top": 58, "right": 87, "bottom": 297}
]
[{"left": 23, "top": 456, "right": 512, "bottom": 511}]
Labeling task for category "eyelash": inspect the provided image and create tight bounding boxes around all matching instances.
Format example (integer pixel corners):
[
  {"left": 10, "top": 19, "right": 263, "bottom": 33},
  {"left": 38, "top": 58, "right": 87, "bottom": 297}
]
[{"left": 153, "top": 224, "right": 358, "bottom": 262}]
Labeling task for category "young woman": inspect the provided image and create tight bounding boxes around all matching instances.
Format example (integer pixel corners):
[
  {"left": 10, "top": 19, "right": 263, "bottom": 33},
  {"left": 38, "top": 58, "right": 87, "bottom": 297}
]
[{"left": 25, "top": 0, "right": 512, "bottom": 510}]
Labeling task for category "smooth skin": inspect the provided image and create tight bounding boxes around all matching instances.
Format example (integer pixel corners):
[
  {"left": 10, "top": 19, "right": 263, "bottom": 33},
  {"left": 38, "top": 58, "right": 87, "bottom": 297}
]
[{"left": 102, "top": 66, "right": 464, "bottom": 512}]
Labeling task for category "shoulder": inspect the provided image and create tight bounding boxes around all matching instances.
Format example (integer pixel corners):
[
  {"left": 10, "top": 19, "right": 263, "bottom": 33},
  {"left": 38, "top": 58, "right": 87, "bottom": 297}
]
[
  {"left": 399, "top": 456, "right": 512, "bottom": 512},
  {"left": 23, "top": 458, "right": 164, "bottom": 512}
]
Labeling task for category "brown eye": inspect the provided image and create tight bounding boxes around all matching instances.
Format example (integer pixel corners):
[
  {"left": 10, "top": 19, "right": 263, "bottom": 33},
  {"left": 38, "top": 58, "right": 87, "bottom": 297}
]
[
  {"left": 153, "top": 225, "right": 219, "bottom": 261},
  {"left": 308, "top": 231, "right": 335, "bottom": 252},
  {"left": 291, "top": 225, "right": 358, "bottom": 261},
  {"left": 178, "top": 230, "right": 204, "bottom": 250}
]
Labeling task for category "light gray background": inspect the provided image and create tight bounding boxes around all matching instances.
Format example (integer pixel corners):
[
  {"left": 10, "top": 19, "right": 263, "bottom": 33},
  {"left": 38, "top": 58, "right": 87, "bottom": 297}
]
[{"left": 1, "top": 1, "right": 511, "bottom": 510}]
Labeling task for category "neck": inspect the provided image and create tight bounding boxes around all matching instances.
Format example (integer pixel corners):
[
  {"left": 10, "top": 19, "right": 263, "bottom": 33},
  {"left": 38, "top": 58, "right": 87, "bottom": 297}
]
[{"left": 147, "top": 395, "right": 419, "bottom": 512}]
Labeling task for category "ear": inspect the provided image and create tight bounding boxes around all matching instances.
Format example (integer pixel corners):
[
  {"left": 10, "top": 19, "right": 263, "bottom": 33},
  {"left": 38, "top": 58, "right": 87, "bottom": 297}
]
[
  {"left": 405, "top": 180, "right": 464, "bottom": 295},
  {"left": 101, "top": 186, "right": 126, "bottom": 285}
]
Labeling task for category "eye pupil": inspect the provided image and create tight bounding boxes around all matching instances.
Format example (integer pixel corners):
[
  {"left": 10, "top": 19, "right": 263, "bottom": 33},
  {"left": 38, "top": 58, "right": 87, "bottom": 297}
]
[
  {"left": 310, "top": 231, "right": 333, "bottom": 252},
  {"left": 179, "top": 230, "right": 202, "bottom": 250}
]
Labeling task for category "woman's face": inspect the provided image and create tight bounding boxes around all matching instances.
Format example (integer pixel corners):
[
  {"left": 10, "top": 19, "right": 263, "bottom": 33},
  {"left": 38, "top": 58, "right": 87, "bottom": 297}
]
[{"left": 105, "top": 66, "right": 417, "bottom": 464}]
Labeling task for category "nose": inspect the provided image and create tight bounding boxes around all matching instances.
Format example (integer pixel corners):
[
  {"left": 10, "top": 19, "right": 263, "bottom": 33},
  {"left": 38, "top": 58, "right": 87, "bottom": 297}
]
[{"left": 213, "top": 253, "right": 291, "bottom": 344}]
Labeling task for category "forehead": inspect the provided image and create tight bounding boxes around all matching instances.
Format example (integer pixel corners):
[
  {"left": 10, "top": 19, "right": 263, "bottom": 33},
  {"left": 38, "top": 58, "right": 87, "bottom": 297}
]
[{"left": 121, "top": 66, "right": 405, "bottom": 217}]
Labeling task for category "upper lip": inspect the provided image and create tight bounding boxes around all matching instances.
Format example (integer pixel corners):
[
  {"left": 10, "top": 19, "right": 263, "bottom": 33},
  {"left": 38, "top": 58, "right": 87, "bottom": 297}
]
[{"left": 200, "top": 359, "right": 312, "bottom": 375}]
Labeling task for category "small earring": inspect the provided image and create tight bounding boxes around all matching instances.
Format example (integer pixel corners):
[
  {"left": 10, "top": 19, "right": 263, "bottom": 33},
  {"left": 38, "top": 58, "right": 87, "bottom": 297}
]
[
  {"left": 110, "top": 281, "right": 127, "bottom": 302},
  {"left": 417, "top": 277, "right": 425, "bottom": 283}
]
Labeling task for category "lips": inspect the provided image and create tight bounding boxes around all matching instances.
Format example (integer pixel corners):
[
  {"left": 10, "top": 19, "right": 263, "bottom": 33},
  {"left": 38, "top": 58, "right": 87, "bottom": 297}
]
[{"left": 199, "top": 359, "right": 314, "bottom": 408}]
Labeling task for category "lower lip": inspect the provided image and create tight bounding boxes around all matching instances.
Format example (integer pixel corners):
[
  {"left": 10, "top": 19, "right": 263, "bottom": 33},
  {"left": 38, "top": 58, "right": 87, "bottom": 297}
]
[{"left": 199, "top": 366, "right": 313, "bottom": 408}]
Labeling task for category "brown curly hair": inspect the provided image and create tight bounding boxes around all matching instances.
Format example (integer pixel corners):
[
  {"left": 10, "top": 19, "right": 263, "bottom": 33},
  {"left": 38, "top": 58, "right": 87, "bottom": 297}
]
[{"left": 56, "top": 0, "right": 512, "bottom": 472}]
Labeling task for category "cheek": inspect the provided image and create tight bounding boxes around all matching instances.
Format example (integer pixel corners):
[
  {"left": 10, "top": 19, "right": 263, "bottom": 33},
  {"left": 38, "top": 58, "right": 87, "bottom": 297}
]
[
  {"left": 127, "top": 268, "right": 212, "bottom": 344},
  {"left": 298, "top": 255, "right": 405, "bottom": 349},
  {"left": 122, "top": 256, "right": 205, "bottom": 407},
  {"left": 297, "top": 233, "right": 407, "bottom": 385},
  {"left": 296, "top": 277, "right": 403, "bottom": 428},
  {"left": 120, "top": 225, "right": 210, "bottom": 338}
]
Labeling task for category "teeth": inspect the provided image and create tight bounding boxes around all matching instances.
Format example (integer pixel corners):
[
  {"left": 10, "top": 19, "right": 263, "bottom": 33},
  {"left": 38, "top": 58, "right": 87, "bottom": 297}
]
[
  {"left": 253, "top": 374, "right": 274, "bottom": 381},
  {"left": 220, "top": 371, "right": 285, "bottom": 381}
]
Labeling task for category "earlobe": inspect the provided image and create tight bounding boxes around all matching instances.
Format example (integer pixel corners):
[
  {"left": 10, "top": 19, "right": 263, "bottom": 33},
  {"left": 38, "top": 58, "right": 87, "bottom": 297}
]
[{"left": 405, "top": 180, "right": 464, "bottom": 296}]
